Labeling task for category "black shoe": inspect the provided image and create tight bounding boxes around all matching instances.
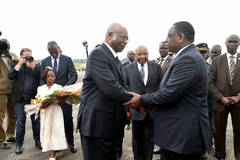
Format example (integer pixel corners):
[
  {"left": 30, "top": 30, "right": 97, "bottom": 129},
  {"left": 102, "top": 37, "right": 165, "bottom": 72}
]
[
  {"left": 153, "top": 148, "right": 161, "bottom": 154},
  {"left": 0, "top": 143, "right": 11, "bottom": 149},
  {"left": 15, "top": 145, "right": 23, "bottom": 154},
  {"left": 156, "top": 159, "right": 160, "bottom": 160},
  {"left": 69, "top": 144, "right": 77, "bottom": 153},
  {"left": 7, "top": 138, "right": 16, "bottom": 142},
  {"left": 35, "top": 141, "right": 42, "bottom": 149},
  {"left": 201, "top": 153, "right": 208, "bottom": 160}
]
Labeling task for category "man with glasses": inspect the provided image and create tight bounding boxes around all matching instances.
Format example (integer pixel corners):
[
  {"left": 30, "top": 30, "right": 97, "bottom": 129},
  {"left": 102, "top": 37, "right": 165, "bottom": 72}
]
[
  {"left": 124, "top": 21, "right": 211, "bottom": 160},
  {"left": 77, "top": 23, "right": 132, "bottom": 160},
  {"left": 209, "top": 34, "right": 240, "bottom": 160}
]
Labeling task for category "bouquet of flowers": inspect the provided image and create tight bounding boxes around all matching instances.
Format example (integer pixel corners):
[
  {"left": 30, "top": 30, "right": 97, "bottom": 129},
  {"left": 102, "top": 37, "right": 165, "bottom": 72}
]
[{"left": 24, "top": 82, "right": 82, "bottom": 119}]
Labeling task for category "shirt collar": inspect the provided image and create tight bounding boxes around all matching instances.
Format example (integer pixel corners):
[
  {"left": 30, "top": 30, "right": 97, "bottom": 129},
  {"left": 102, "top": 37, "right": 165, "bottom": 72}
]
[
  {"left": 226, "top": 52, "right": 237, "bottom": 58},
  {"left": 104, "top": 42, "right": 118, "bottom": 58},
  {"left": 174, "top": 43, "right": 192, "bottom": 58}
]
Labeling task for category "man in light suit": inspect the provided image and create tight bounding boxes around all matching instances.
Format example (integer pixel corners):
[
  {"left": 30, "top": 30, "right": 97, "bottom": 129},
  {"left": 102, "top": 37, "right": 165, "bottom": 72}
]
[
  {"left": 0, "top": 39, "right": 19, "bottom": 149},
  {"left": 209, "top": 34, "right": 240, "bottom": 160},
  {"left": 124, "top": 21, "right": 211, "bottom": 160},
  {"left": 76, "top": 23, "right": 132, "bottom": 160},
  {"left": 40, "top": 41, "right": 78, "bottom": 153},
  {"left": 124, "top": 45, "right": 163, "bottom": 160},
  {"left": 157, "top": 41, "right": 172, "bottom": 74}
]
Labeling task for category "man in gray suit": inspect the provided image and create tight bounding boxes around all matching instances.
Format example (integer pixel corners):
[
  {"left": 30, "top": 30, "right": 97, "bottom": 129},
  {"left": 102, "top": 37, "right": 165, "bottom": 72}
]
[
  {"left": 77, "top": 23, "right": 132, "bottom": 160},
  {"left": 124, "top": 45, "right": 163, "bottom": 160},
  {"left": 40, "top": 41, "right": 78, "bottom": 153},
  {"left": 124, "top": 21, "right": 211, "bottom": 160}
]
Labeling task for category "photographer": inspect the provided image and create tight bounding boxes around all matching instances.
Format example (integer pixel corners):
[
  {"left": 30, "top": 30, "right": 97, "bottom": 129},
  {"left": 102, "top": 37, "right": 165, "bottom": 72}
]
[{"left": 8, "top": 48, "right": 42, "bottom": 154}]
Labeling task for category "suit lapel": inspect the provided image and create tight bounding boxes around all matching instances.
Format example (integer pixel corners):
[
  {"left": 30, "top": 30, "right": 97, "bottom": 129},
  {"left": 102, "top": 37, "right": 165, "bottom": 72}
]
[
  {"left": 132, "top": 62, "right": 144, "bottom": 84},
  {"left": 233, "top": 53, "right": 240, "bottom": 78},
  {"left": 146, "top": 62, "right": 153, "bottom": 85},
  {"left": 221, "top": 54, "right": 230, "bottom": 83}
]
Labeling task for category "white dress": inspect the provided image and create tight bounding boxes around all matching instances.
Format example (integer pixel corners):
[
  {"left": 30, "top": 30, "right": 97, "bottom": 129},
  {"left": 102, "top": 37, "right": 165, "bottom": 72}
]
[{"left": 37, "top": 84, "right": 67, "bottom": 152}]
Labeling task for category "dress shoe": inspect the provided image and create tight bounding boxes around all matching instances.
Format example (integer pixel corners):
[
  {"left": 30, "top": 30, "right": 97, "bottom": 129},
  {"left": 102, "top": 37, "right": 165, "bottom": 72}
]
[
  {"left": 35, "top": 141, "right": 42, "bottom": 149},
  {"left": 125, "top": 124, "right": 130, "bottom": 130},
  {"left": 69, "top": 144, "right": 77, "bottom": 153},
  {"left": 156, "top": 159, "right": 160, "bottom": 160},
  {"left": 0, "top": 143, "right": 11, "bottom": 149},
  {"left": 153, "top": 148, "right": 161, "bottom": 154},
  {"left": 201, "top": 153, "right": 208, "bottom": 160},
  {"left": 15, "top": 145, "right": 23, "bottom": 154},
  {"left": 7, "top": 138, "right": 16, "bottom": 142}
]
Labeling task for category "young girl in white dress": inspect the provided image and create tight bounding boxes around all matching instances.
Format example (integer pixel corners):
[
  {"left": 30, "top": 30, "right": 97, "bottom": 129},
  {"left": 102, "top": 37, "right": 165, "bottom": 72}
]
[{"left": 36, "top": 67, "right": 67, "bottom": 160}]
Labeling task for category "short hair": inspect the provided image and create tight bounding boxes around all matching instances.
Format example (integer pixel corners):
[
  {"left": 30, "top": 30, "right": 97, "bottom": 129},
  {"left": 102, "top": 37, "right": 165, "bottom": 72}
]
[
  {"left": 173, "top": 21, "right": 195, "bottom": 42},
  {"left": 41, "top": 67, "right": 55, "bottom": 80},
  {"left": 47, "top": 41, "right": 58, "bottom": 47},
  {"left": 20, "top": 48, "right": 32, "bottom": 55}
]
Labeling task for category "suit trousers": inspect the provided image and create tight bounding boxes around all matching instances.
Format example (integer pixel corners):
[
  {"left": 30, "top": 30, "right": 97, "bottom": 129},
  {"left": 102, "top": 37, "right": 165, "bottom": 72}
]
[
  {"left": 0, "top": 94, "right": 16, "bottom": 143},
  {"left": 214, "top": 105, "right": 240, "bottom": 159},
  {"left": 160, "top": 148, "right": 202, "bottom": 160},
  {"left": 132, "top": 113, "right": 154, "bottom": 160},
  {"left": 81, "top": 134, "right": 117, "bottom": 160},
  {"left": 61, "top": 102, "right": 74, "bottom": 145}
]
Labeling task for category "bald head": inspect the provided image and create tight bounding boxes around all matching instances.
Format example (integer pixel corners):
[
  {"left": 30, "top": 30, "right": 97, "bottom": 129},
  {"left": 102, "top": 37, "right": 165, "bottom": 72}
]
[{"left": 104, "top": 23, "right": 128, "bottom": 53}]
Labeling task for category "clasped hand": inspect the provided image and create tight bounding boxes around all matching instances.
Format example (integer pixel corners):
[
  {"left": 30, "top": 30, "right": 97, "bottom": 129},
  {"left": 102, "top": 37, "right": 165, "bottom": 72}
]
[{"left": 123, "top": 92, "right": 151, "bottom": 114}]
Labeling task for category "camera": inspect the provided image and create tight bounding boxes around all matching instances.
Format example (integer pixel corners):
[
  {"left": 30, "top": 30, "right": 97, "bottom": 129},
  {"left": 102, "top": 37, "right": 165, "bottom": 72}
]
[{"left": 24, "top": 56, "right": 34, "bottom": 62}]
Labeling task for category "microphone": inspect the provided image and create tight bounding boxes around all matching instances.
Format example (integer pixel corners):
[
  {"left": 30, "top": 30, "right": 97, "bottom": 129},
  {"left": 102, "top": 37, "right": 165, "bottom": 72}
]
[
  {"left": 0, "top": 31, "right": 2, "bottom": 36},
  {"left": 82, "top": 40, "right": 88, "bottom": 47}
]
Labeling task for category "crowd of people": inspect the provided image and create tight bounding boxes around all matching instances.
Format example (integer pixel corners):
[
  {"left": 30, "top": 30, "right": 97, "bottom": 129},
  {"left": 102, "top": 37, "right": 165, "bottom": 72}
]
[{"left": 0, "top": 21, "right": 240, "bottom": 160}]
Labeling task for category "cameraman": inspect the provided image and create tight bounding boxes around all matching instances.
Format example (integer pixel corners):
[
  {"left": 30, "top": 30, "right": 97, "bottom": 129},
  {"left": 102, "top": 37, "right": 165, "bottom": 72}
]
[{"left": 8, "top": 48, "right": 42, "bottom": 154}]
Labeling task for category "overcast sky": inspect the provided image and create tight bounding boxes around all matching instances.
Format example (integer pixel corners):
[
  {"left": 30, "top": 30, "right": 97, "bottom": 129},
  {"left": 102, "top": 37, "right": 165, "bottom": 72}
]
[{"left": 1, "top": 0, "right": 240, "bottom": 60}]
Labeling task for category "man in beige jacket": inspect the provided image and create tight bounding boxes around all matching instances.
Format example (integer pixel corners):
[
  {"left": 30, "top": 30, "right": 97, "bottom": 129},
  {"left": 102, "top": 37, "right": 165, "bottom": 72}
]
[{"left": 0, "top": 39, "right": 19, "bottom": 149}]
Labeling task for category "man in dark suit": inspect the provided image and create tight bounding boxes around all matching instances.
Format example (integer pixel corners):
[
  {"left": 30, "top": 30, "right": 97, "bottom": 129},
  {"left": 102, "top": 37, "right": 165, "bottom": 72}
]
[
  {"left": 8, "top": 48, "right": 41, "bottom": 154},
  {"left": 122, "top": 50, "right": 135, "bottom": 67},
  {"left": 209, "top": 34, "right": 240, "bottom": 160},
  {"left": 157, "top": 41, "right": 172, "bottom": 74},
  {"left": 115, "top": 50, "right": 136, "bottom": 159},
  {"left": 76, "top": 23, "right": 132, "bottom": 160},
  {"left": 124, "top": 45, "right": 163, "bottom": 160},
  {"left": 124, "top": 21, "right": 211, "bottom": 160},
  {"left": 40, "top": 41, "right": 78, "bottom": 153}
]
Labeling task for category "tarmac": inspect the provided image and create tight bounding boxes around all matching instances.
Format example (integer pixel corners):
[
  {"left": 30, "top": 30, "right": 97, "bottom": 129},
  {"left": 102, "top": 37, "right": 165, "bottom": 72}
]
[{"left": 0, "top": 71, "right": 235, "bottom": 160}]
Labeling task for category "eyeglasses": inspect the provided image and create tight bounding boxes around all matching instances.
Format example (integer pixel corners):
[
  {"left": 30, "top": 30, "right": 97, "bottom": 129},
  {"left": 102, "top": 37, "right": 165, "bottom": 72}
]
[
  {"left": 167, "top": 34, "right": 177, "bottom": 39},
  {"left": 226, "top": 41, "right": 239, "bottom": 44},
  {"left": 113, "top": 33, "right": 130, "bottom": 42}
]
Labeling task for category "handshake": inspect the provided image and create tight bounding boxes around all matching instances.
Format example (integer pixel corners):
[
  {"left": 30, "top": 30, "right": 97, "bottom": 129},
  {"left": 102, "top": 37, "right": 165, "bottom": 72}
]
[{"left": 123, "top": 92, "right": 151, "bottom": 114}]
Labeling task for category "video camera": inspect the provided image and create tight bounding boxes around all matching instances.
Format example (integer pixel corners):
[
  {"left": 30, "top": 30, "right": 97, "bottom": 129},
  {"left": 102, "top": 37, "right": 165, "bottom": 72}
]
[{"left": 24, "top": 56, "right": 34, "bottom": 62}]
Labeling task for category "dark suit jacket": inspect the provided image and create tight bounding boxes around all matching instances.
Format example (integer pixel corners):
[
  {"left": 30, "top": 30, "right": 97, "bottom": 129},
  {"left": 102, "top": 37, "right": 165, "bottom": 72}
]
[
  {"left": 140, "top": 44, "right": 211, "bottom": 154},
  {"left": 77, "top": 43, "right": 132, "bottom": 138},
  {"left": 209, "top": 53, "right": 240, "bottom": 112},
  {"left": 157, "top": 56, "right": 172, "bottom": 74},
  {"left": 40, "top": 54, "right": 77, "bottom": 86},
  {"left": 122, "top": 61, "right": 130, "bottom": 67},
  {"left": 124, "top": 61, "right": 163, "bottom": 120},
  {"left": 8, "top": 64, "right": 41, "bottom": 102}
]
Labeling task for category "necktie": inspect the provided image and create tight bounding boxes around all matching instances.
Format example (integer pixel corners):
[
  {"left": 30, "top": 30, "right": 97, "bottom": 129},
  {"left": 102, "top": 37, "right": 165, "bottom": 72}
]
[
  {"left": 53, "top": 58, "right": 58, "bottom": 75},
  {"left": 140, "top": 64, "right": 145, "bottom": 82},
  {"left": 159, "top": 59, "right": 164, "bottom": 66},
  {"left": 229, "top": 56, "right": 235, "bottom": 84}
]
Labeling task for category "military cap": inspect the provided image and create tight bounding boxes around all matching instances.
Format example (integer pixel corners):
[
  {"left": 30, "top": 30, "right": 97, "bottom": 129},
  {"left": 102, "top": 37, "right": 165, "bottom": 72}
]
[{"left": 196, "top": 43, "right": 208, "bottom": 51}]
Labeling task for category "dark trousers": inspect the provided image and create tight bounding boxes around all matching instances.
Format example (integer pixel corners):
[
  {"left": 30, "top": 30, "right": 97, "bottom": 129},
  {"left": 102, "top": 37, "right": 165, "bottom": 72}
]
[
  {"left": 160, "top": 148, "right": 202, "bottom": 160},
  {"left": 214, "top": 105, "right": 240, "bottom": 159},
  {"left": 132, "top": 114, "right": 154, "bottom": 160},
  {"left": 116, "top": 137, "right": 123, "bottom": 158},
  {"left": 81, "top": 134, "right": 117, "bottom": 160},
  {"left": 61, "top": 102, "right": 74, "bottom": 145}
]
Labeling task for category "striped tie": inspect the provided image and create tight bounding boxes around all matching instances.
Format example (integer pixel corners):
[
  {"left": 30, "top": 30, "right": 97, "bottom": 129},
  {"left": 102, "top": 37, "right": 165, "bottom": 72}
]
[{"left": 229, "top": 56, "right": 235, "bottom": 84}]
